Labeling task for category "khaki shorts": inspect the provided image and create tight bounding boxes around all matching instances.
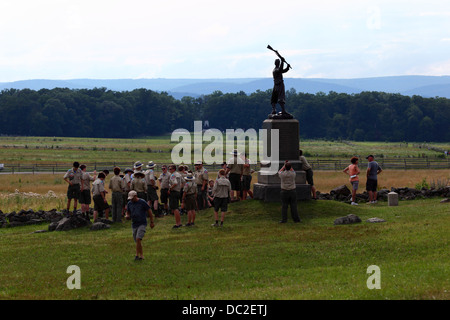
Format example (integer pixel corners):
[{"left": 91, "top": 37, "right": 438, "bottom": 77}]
[{"left": 132, "top": 224, "right": 146, "bottom": 242}]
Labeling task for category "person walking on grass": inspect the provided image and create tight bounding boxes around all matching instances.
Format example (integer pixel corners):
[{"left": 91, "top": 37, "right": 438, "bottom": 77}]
[
  {"left": 125, "top": 191, "right": 155, "bottom": 261},
  {"left": 109, "top": 167, "right": 125, "bottom": 223},
  {"left": 182, "top": 172, "right": 198, "bottom": 226},
  {"left": 63, "top": 161, "right": 83, "bottom": 214},
  {"left": 92, "top": 172, "right": 110, "bottom": 222},
  {"left": 343, "top": 157, "right": 360, "bottom": 206},
  {"left": 211, "top": 169, "right": 232, "bottom": 227},
  {"left": 79, "top": 164, "right": 96, "bottom": 220},
  {"left": 278, "top": 161, "right": 300, "bottom": 223},
  {"left": 168, "top": 164, "right": 183, "bottom": 229},
  {"left": 366, "top": 155, "right": 382, "bottom": 204}
]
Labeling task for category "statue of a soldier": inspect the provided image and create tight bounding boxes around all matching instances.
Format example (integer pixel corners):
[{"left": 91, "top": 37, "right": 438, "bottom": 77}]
[{"left": 268, "top": 46, "right": 293, "bottom": 119}]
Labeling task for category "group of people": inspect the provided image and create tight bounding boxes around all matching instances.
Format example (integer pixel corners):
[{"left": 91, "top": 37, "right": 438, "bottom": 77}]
[{"left": 62, "top": 150, "right": 254, "bottom": 260}]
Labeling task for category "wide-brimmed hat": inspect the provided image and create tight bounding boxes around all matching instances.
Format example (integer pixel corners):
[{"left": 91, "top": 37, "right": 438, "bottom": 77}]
[
  {"left": 230, "top": 149, "right": 240, "bottom": 156},
  {"left": 134, "top": 161, "right": 143, "bottom": 169},
  {"left": 194, "top": 160, "right": 203, "bottom": 166},
  {"left": 134, "top": 171, "right": 145, "bottom": 178},
  {"left": 146, "top": 161, "right": 155, "bottom": 169},
  {"left": 184, "top": 172, "right": 194, "bottom": 180},
  {"left": 127, "top": 190, "right": 137, "bottom": 200},
  {"left": 124, "top": 168, "right": 133, "bottom": 174}
]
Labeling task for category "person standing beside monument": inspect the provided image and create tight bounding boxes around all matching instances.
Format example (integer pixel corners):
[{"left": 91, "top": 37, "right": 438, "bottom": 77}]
[
  {"left": 278, "top": 161, "right": 300, "bottom": 223},
  {"left": 299, "top": 150, "right": 317, "bottom": 200},
  {"left": 343, "top": 157, "right": 360, "bottom": 206},
  {"left": 366, "top": 155, "right": 382, "bottom": 204},
  {"left": 241, "top": 153, "right": 254, "bottom": 200}
]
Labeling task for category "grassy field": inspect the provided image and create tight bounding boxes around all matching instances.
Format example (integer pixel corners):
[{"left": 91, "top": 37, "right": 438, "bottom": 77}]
[
  {"left": 1, "top": 170, "right": 449, "bottom": 213},
  {"left": 0, "top": 136, "right": 449, "bottom": 301},
  {"left": 0, "top": 198, "right": 448, "bottom": 300},
  {"left": 1, "top": 136, "right": 449, "bottom": 165}
]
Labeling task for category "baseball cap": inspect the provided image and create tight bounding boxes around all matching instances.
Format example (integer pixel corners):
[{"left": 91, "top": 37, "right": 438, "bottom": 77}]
[{"left": 127, "top": 190, "right": 137, "bottom": 200}]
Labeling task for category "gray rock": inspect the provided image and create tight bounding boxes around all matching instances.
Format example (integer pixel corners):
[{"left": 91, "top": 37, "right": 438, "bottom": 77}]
[
  {"left": 330, "top": 185, "right": 351, "bottom": 197},
  {"left": 366, "top": 217, "right": 386, "bottom": 223},
  {"left": 90, "top": 222, "right": 111, "bottom": 231},
  {"left": 334, "top": 214, "right": 362, "bottom": 225}
]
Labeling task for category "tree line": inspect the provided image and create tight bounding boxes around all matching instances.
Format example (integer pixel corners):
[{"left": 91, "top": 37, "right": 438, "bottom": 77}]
[{"left": 0, "top": 87, "right": 449, "bottom": 142}]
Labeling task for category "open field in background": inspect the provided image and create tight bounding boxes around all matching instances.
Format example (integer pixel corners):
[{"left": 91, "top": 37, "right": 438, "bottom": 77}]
[
  {"left": 1, "top": 170, "right": 449, "bottom": 213},
  {"left": 0, "top": 199, "right": 448, "bottom": 299},
  {"left": 0, "top": 136, "right": 449, "bottom": 166}
]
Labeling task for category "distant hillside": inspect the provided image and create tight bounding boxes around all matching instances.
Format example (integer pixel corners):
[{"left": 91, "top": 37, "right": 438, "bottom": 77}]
[{"left": 1, "top": 75, "right": 450, "bottom": 98}]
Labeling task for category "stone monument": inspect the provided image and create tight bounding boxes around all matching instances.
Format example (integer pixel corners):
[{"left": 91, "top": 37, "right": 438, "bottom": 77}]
[{"left": 253, "top": 46, "right": 311, "bottom": 202}]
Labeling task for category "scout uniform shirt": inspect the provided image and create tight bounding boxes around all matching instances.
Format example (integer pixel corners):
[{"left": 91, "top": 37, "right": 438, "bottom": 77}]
[
  {"left": 92, "top": 178, "right": 106, "bottom": 196},
  {"left": 227, "top": 156, "right": 244, "bottom": 174},
  {"left": 169, "top": 171, "right": 182, "bottom": 193},
  {"left": 123, "top": 173, "right": 132, "bottom": 192},
  {"left": 81, "top": 171, "right": 95, "bottom": 191},
  {"left": 299, "top": 156, "right": 312, "bottom": 171},
  {"left": 242, "top": 158, "right": 252, "bottom": 176},
  {"left": 194, "top": 167, "right": 209, "bottom": 186},
  {"left": 131, "top": 177, "right": 147, "bottom": 193},
  {"left": 183, "top": 180, "right": 197, "bottom": 195},
  {"left": 212, "top": 177, "right": 231, "bottom": 198},
  {"left": 144, "top": 169, "right": 156, "bottom": 187},
  {"left": 64, "top": 168, "right": 82, "bottom": 185},
  {"left": 278, "top": 170, "right": 296, "bottom": 190},
  {"left": 109, "top": 175, "right": 125, "bottom": 192},
  {"left": 158, "top": 172, "right": 170, "bottom": 189}
]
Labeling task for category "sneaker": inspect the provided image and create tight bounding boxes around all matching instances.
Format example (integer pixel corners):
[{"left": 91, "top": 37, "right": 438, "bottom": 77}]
[
  {"left": 351, "top": 202, "right": 359, "bottom": 206},
  {"left": 134, "top": 256, "right": 140, "bottom": 261},
  {"left": 211, "top": 223, "right": 219, "bottom": 227},
  {"left": 373, "top": 200, "right": 378, "bottom": 204},
  {"left": 185, "top": 223, "right": 191, "bottom": 227},
  {"left": 172, "top": 224, "right": 182, "bottom": 229}
]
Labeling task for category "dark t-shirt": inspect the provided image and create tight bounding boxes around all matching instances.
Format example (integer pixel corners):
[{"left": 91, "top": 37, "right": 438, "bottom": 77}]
[
  {"left": 367, "top": 161, "right": 381, "bottom": 180},
  {"left": 127, "top": 199, "right": 150, "bottom": 228}
]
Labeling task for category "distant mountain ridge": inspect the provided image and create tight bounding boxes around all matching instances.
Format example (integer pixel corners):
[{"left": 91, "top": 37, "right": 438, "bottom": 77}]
[{"left": 1, "top": 75, "right": 450, "bottom": 99}]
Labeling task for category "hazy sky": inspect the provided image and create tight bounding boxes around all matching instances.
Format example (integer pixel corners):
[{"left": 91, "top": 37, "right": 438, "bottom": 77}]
[{"left": 1, "top": 0, "right": 450, "bottom": 81}]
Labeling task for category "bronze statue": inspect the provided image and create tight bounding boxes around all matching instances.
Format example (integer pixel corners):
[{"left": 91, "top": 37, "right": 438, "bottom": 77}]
[{"left": 267, "top": 45, "right": 293, "bottom": 119}]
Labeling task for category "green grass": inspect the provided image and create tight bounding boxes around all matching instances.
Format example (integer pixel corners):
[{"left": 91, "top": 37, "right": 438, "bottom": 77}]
[{"left": 0, "top": 199, "right": 448, "bottom": 300}]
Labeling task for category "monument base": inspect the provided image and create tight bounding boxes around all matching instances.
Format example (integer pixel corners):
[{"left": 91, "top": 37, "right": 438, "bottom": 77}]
[{"left": 253, "top": 183, "right": 311, "bottom": 202}]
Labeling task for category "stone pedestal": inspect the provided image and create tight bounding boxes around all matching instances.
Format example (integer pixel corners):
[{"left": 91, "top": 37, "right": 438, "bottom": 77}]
[
  {"left": 253, "top": 118, "right": 311, "bottom": 202},
  {"left": 388, "top": 192, "right": 399, "bottom": 206}
]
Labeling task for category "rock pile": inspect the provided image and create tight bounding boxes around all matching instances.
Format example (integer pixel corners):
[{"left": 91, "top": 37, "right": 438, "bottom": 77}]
[
  {"left": 317, "top": 185, "right": 450, "bottom": 203},
  {"left": 0, "top": 209, "right": 112, "bottom": 232}
]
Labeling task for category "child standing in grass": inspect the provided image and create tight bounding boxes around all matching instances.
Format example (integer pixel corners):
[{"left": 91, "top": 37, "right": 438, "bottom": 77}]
[
  {"left": 343, "top": 157, "right": 360, "bottom": 206},
  {"left": 79, "top": 164, "right": 96, "bottom": 220},
  {"left": 63, "top": 161, "right": 82, "bottom": 214},
  {"left": 211, "top": 169, "right": 232, "bottom": 227}
]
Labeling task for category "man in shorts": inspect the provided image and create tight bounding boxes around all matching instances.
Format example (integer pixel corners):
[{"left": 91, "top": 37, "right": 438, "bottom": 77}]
[
  {"left": 63, "top": 161, "right": 83, "bottom": 214},
  {"left": 168, "top": 164, "right": 183, "bottom": 228},
  {"left": 144, "top": 161, "right": 159, "bottom": 215},
  {"left": 92, "top": 172, "right": 110, "bottom": 222},
  {"left": 211, "top": 169, "right": 232, "bottom": 227},
  {"left": 158, "top": 165, "right": 170, "bottom": 215},
  {"left": 182, "top": 172, "right": 197, "bottom": 226},
  {"left": 366, "top": 155, "right": 382, "bottom": 204},
  {"left": 226, "top": 149, "right": 244, "bottom": 202},
  {"left": 194, "top": 161, "right": 209, "bottom": 210},
  {"left": 109, "top": 167, "right": 125, "bottom": 223},
  {"left": 126, "top": 191, "right": 155, "bottom": 261},
  {"left": 343, "top": 157, "right": 360, "bottom": 206},
  {"left": 79, "top": 164, "right": 96, "bottom": 220},
  {"left": 299, "top": 150, "right": 317, "bottom": 200}
]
